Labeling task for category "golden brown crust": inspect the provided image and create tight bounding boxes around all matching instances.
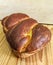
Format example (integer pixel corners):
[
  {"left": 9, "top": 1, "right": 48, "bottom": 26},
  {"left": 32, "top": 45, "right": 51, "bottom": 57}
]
[
  {"left": 1, "top": 16, "right": 9, "bottom": 33},
  {"left": 2, "top": 16, "right": 8, "bottom": 26},
  {"left": 2, "top": 13, "right": 51, "bottom": 58},
  {"left": 5, "top": 13, "right": 29, "bottom": 29},
  {"left": 2, "top": 13, "right": 29, "bottom": 33},
  {"left": 26, "top": 24, "right": 51, "bottom": 52},
  {"left": 7, "top": 18, "right": 38, "bottom": 52}
]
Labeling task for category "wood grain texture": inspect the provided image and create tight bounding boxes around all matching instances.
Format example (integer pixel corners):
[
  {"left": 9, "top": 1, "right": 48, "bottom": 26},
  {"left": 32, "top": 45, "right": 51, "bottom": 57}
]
[{"left": 0, "top": 22, "right": 53, "bottom": 65}]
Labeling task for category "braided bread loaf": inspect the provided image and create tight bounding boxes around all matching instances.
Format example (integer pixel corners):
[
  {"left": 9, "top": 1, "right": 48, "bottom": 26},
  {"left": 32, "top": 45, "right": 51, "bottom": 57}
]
[{"left": 1, "top": 13, "right": 51, "bottom": 58}]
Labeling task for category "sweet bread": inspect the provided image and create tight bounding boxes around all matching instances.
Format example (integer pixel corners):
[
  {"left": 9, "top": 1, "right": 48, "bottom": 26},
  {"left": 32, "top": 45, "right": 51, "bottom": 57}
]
[{"left": 1, "top": 13, "right": 51, "bottom": 58}]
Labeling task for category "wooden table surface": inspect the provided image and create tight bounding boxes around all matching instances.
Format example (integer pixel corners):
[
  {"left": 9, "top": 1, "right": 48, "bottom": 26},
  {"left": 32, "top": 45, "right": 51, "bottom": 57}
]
[{"left": 0, "top": 21, "right": 53, "bottom": 65}]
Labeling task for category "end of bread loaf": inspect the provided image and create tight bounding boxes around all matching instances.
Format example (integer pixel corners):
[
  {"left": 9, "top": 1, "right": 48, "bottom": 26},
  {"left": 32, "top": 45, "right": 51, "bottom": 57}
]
[
  {"left": 2, "top": 13, "right": 29, "bottom": 33},
  {"left": 26, "top": 24, "right": 51, "bottom": 52}
]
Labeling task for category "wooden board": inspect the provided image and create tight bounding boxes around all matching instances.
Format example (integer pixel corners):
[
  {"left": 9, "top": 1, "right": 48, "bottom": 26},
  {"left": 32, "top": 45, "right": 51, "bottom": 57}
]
[{"left": 0, "top": 21, "right": 53, "bottom": 65}]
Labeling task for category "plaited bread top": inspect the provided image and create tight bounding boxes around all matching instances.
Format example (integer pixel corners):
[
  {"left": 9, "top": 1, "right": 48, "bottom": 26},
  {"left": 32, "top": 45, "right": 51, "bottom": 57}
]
[{"left": 1, "top": 13, "right": 51, "bottom": 58}]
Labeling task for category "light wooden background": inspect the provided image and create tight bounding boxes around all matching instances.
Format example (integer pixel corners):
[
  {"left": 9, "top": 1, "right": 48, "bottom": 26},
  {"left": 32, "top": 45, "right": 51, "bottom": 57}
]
[{"left": 0, "top": 21, "right": 53, "bottom": 65}]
